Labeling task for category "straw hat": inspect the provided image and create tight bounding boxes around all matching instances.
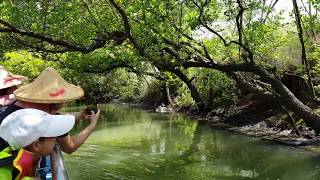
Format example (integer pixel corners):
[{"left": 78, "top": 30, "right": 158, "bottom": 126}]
[
  {"left": 14, "top": 67, "right": 84, "bottom": 103},
  {"left": 0, "top": 65, "right": 27, "bottom": 90}
]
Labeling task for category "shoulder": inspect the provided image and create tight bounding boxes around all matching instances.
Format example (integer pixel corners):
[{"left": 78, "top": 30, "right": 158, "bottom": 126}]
[{"left": 0, "top": 104, "right": 23, "bottom": 124}]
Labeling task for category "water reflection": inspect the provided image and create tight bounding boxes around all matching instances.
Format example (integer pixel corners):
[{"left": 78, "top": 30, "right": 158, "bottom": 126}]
[{"left": 64, "top": 104, "right": 320, "bottom": 180}]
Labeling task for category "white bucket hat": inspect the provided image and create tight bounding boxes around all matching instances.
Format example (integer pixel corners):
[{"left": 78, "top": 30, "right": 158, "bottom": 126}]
[
  {"left": 0, "top": 65, "right": 27, "bottom": 90},
  {"left": 0, "top": 108, "right": 75, "bottom": 150}
]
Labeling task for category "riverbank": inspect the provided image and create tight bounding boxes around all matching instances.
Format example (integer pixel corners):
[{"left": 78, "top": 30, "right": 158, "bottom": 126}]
[
  {"left": 188, "top": 94, "right": 320, "bottom": 148},
  {"left": 121, "top": 99, "right": 320, "bottom": 148}
]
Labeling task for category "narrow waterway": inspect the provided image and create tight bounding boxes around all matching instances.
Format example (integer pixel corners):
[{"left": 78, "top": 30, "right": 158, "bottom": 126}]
[{"left": 63, "top": 104, "right": 320, "bottom": 180}]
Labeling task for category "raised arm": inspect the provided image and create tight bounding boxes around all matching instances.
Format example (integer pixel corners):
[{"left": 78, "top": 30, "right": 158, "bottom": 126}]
[{"left": 57, "top": 109, "right": 100, "bottom": 154}]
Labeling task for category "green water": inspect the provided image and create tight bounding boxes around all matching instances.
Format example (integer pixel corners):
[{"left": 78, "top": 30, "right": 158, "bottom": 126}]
[{"left": 63, "top": 104, "right": 320, "bottom": 180}]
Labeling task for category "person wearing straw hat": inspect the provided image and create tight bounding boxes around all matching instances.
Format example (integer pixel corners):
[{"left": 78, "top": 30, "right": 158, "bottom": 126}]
[
  {"left": 0, "top": 67, "right": 100, "bottom": 154},
  {"left": 0, "top": 66, "right": 27, "bottom": 106},
  {"left": 0, "top": 108, "right": 75, "bottom": 180}
]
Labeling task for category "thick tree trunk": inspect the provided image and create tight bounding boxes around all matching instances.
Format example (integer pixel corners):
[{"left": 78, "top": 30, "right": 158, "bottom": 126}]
[
  {"left": 227, "top": 72, "right": 273, "bottom": 97},
  {"left": 184, "top": 61, "right": 320, "bottom": 132},
  {"left": 153, "top": 62, "right": 205, "bottom": 111},
  {"left": 170, "top": 67, "right": 205, "bottom": 111},
  {"left": 281, "top": 73, "right": 311, "bottom": 102},
  {"left": 229, "top": 72, "right": 302, "bottom": 135},
  {"left": 252, "top": 65, "right": 320, "bottom": 132}
]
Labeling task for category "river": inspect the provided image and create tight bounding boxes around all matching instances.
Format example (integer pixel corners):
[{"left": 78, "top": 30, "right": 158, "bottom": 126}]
[{"left": 63, "top": 104, "right": 320, "bottom": 180}]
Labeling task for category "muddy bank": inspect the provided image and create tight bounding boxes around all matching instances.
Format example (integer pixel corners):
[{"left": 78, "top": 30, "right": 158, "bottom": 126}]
[{"left": 196, "top": 94, "right": 320, "bottom": 147}]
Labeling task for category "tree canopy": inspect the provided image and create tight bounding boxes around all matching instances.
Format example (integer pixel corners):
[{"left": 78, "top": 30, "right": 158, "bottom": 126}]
[{"left": 2, "top": 0, "right": 320, "bottom": 132}]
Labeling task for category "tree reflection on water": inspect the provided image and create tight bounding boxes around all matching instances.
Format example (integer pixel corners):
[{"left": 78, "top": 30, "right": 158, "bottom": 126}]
[{"left": 64, "top": 104, "right": 320, "bottom": 180}]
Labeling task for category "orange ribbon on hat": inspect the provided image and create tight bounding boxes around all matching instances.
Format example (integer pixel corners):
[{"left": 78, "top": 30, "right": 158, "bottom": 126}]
[{"left": 49, "top": 88, "right": 65, "bottom": 97}]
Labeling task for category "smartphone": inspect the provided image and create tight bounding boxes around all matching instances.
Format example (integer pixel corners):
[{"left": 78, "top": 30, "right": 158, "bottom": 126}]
[{"left": 85, "top": 104, "right": 98, "bottom": 114}]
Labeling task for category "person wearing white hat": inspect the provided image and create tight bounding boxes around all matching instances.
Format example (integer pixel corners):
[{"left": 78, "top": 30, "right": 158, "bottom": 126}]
[
  {"left": 0, "top": 67, "right": 100, "bottom": 154},
  {"left": 0, "top": 66, "right": 27, "bottom": 106},
  {"left": 0, "top": 108, "right": 75, "bottom": 180}
]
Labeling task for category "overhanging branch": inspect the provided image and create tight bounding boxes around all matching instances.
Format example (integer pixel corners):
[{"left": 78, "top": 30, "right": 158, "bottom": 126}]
[
  {"left": 108, "top": 0, "right": 145, "bottom": 56},
  {"left": 0, "top": 19, "right": 127, "bottom": 53}
]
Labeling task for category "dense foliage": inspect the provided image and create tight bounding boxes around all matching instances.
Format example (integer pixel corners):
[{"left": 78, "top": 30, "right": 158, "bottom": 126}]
[{"left": 2, "top": 0, "right": 320, "bottom": 131}]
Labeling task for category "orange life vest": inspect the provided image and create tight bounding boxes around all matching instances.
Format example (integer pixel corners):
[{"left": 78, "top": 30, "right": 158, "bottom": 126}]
[{"left": 0, "top": 147, "right": 34, "bottom": 180}]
